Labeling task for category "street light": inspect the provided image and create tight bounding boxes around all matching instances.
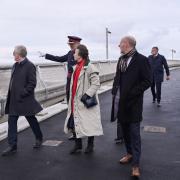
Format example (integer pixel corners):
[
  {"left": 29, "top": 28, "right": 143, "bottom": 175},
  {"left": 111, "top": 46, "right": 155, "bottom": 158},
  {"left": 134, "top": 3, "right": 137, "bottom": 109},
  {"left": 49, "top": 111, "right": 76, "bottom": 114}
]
[
  {"left": 106, "top": 27, "right": 111, "bottom": 60},
  {"left": 170, "top": 49, "right": 176, "bottom": 60}
]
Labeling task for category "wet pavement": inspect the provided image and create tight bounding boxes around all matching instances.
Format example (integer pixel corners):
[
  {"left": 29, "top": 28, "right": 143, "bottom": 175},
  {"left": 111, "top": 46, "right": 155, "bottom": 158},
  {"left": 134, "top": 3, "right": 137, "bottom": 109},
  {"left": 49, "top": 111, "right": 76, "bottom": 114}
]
[{"left": 0, "top": 69, "right": 180, "bottom": 180}]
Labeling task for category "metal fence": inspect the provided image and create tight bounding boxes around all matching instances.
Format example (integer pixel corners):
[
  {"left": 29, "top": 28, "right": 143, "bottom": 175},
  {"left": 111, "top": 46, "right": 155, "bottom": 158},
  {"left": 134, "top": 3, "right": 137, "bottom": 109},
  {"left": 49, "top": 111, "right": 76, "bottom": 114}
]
[
  {"left": 0, "top": 61, "right": 117, "bottom": 117},
  {"left": 1, "top": 59, "right": 180, "bottom": 118}
]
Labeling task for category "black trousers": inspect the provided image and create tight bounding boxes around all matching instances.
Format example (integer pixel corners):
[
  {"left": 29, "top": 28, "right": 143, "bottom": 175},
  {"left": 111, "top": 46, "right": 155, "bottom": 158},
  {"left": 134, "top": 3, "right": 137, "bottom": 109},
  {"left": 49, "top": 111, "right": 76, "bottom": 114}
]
[
  {"left": 117, "top": 121, "right": 123, "bottom": 139},
  {"left": 8, "top": 115, "right": 43, "bottom": 147},
  {"left": 121, "top": 122, "right": 141, "bottom": 166},
  {"left": 66, "top": 76, "right": 71, "bottom": 103},
  {"left": 151, "top": 79, "right": 162, "bottom": 103},
  {"left": 76, "top": 136, "right": 94, "bottom": 146}
]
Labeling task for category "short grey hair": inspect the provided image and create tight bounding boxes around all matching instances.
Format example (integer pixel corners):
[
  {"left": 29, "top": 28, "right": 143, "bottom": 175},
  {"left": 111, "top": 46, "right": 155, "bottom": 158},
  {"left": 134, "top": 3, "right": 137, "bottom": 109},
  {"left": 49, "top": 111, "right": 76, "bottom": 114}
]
[
  {"left": 14, "top": 45, "right": 27, "bottom": 58},
  {"left": 122, "top": 36, "right": 136, "bottom": 48}
]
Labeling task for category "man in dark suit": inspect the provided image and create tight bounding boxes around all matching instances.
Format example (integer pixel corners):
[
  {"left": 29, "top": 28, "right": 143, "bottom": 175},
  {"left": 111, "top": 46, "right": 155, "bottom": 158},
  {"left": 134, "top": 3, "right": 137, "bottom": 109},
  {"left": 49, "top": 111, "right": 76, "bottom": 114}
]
[
  {"left": 39, "top": 36, "right": 82, "bottom": 141},
  {"left": 2, "top": 45, "right": 43, "bottom": 156},
  {"left": 148, "top": 47, "right": 170, "bottom": 107},
  {"left": 111, "top": 36, "right": 151, "bottom": 177}
]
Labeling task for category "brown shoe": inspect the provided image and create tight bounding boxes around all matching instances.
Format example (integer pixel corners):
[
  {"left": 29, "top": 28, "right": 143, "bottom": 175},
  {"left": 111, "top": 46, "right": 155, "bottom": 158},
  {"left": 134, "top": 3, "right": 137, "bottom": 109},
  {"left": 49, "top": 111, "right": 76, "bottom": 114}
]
[
  {"left": 131, "top": 166, "right": 140, "bottom": 177},
  {"left": 119, "top": 154, "right": 132, "bottom": 164}
]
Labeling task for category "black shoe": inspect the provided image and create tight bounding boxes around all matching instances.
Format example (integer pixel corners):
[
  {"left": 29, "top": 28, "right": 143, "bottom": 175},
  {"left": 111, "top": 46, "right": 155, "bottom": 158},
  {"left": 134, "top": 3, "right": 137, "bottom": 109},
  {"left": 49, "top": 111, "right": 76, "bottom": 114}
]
[
  {"left": 33, "top": 139, "right": 43, "bottom": 149},
  {"left": 157, "top": 102, "right": 161, "bottom": 107},
  {"left": 152, "top": 98, "right": 156, "bottom": 103},
  {"left": 70, "top": 139, "right": 82, "bottom": 154},
  {"left": 68, "top": 135, "right": 76, "bottom": 141},
  {"left": 84, "top": 136, "right": 94, "bottom": 154},
  {"left": 84, "top": 145, "right": 94, "bottom": 154},
  {"left": 2, "top": 146, "right": 17, "bottom": 156},
  {"left": 70, "top": 146, "right": 82, "bottom": 154},
  {"left": 115, "top": 138, "right": 124, "bottom": 144}
]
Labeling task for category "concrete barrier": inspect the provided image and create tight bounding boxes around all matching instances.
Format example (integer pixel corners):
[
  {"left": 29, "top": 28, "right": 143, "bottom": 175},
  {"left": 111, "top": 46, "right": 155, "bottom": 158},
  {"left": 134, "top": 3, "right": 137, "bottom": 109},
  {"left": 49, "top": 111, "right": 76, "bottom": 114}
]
[
  {"left": 0, "top": 59, "right": 180, "bottom": 119},
  {"left": 0, "top": 61, "right": 117, "bottom": 118}
]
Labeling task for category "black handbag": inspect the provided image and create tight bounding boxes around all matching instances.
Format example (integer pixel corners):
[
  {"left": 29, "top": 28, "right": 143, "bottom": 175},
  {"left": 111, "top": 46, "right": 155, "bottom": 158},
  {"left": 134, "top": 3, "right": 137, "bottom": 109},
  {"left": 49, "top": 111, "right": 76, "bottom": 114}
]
[
  {"left": 81, "top": 72, "right": 98, "bottom": 108},
  {"left": 82, "top": 94, "right": 98, "bottom": 108}
]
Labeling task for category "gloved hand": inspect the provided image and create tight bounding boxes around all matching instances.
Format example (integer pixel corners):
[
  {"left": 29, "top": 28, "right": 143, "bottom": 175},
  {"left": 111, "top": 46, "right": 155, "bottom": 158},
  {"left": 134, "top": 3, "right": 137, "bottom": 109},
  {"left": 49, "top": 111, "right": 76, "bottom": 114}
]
[
  {"left": 38, "top": 51, "right": 45, "bottom": 57},
  {"left": 81, "top": 93, "right": 90, "bottom": 104}
]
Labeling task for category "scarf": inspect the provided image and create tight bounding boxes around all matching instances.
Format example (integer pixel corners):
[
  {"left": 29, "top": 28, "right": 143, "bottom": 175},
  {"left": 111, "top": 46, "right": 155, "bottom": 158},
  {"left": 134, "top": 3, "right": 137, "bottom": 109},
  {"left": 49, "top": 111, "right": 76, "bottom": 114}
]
[
  {"left": 71, "top": 59, "right": 85, "bottom": 113},
  {"left": 119, "top": 48, "right": 137, "bottom": 72}
]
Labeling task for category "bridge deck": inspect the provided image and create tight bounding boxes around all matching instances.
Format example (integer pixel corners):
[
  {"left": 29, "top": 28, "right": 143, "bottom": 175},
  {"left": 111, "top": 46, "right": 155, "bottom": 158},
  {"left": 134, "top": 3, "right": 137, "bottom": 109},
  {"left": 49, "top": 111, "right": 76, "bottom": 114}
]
[{"left": 0, "top": 69, "right": 180, "bottom": 180}]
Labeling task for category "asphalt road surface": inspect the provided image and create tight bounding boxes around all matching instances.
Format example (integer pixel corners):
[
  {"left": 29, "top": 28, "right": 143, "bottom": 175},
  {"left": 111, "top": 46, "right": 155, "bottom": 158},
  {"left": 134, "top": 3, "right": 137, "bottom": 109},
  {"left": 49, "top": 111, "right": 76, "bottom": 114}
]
[{"left": 0, "top": 69, "right": 180, "bottom": 180}]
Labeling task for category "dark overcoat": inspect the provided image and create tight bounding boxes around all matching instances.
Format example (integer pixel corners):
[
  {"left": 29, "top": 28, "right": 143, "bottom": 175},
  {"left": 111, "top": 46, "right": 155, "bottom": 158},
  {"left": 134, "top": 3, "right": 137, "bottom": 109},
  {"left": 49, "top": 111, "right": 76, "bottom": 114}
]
[
  {"left": 111, "top": 52, "right": 151, "bottom": 124},
  {"left": 5, "top": 58, "right": 42, "bottom": 116}
]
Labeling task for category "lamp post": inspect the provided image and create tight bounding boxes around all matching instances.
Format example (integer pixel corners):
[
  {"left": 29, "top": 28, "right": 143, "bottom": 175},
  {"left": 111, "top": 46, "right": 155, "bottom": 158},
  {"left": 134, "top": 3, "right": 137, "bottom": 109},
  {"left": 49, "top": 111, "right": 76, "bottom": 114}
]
[
  {"left": 106, "top": 27, "right": 111, "bottom": 60},
  {"left": 170, "top": 49, "right": 176, "bottom": 60}
]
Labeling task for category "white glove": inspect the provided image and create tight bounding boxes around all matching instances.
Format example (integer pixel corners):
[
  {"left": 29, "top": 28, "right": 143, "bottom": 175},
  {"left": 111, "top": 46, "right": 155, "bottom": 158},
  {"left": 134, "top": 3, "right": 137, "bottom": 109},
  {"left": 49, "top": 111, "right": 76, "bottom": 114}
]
[{"left": 38, "top": 51, "right": 45, "bottom": 57}]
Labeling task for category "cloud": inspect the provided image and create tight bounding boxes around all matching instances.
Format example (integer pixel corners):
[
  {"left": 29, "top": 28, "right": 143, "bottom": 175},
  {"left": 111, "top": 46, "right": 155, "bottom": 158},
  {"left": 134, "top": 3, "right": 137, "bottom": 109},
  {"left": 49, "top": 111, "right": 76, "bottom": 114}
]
[{"left": 0, "top": 0, "right": 180, "bottom": 63}]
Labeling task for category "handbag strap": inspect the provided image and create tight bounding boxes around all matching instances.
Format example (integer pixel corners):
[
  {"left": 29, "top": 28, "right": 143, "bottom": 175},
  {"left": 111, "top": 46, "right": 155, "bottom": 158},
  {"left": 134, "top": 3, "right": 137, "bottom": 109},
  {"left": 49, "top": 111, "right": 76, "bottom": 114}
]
[
  {"left": 81, "top": 63, "right": 93, "bottom": 96},
  {"left": 82, "top": 69, "right": 87, "bottom": 95}
]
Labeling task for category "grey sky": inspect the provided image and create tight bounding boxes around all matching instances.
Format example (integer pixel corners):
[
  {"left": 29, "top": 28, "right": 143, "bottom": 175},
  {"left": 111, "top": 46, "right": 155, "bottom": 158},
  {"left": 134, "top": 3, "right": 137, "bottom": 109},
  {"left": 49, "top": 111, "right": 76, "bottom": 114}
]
[{"left": 0, "top": 0, "right": 180, "bottom": 62}]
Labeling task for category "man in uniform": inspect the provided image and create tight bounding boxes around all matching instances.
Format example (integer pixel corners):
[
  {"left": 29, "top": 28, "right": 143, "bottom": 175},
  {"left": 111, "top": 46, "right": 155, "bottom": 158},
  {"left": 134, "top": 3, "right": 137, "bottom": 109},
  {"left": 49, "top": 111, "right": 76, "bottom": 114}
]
[
  {"left": 40, "top": 36, "right": 82, "bottom": 140},
  {"left": 40, "top": 36, "right": 82, "bottom": 103}
]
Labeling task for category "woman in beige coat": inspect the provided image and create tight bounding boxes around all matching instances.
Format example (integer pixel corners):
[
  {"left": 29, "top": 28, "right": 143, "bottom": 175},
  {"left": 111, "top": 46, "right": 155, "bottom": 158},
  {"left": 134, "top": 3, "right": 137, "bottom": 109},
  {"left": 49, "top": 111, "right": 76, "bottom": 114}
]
[{"left": 64, "top": 44, "right": 103, "bottom": 154}]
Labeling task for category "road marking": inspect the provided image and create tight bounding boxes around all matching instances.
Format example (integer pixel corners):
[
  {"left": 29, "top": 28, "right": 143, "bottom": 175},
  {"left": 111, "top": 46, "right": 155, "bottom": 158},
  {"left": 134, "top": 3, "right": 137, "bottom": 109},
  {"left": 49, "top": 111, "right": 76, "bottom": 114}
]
[
  {"left": 42, "top": 140, "right": 63, "bottom": 147},
  {"left": 143, "top": 126, "right": 166, "bottom": 133},
  {"left": 173, "top": 161, "right": 180, "bottom": 164}
]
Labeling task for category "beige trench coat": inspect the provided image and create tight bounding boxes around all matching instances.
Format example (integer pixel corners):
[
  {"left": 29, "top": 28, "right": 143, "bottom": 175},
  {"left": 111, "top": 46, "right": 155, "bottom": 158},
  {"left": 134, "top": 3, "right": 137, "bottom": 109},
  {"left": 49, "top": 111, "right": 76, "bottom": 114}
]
[{"left": 64, "top": 63, "right": 103, "bottom": 138}]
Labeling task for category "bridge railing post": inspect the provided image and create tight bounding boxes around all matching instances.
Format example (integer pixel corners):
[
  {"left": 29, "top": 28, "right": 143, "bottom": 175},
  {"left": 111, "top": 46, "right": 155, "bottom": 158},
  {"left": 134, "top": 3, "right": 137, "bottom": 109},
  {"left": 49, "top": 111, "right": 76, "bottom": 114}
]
[
  {"left": 0, "top": 98, "right": 5, "bottom": 117},
  {"left": 36, "top": 65, "right": 48, "bottom": 100}
]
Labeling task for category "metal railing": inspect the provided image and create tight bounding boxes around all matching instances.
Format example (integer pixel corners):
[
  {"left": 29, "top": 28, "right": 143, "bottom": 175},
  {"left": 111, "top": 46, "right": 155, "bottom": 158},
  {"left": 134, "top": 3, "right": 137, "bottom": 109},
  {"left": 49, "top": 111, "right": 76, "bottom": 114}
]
[
  {"left": 1, "top": 59, "right": 180, "bottom": 118},
  {"left": 0, "top": 61, "right": 117, "bottom": 117},
  {"left": 0, "top": 98, "right": 6, "bottom": 116}
]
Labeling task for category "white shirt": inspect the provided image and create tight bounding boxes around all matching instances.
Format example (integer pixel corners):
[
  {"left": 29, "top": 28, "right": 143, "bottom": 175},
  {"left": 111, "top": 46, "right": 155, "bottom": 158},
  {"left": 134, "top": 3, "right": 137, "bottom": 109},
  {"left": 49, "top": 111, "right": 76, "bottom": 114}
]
[{"left": 127, "top": 56, "right": 133, "bottom": 67}]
